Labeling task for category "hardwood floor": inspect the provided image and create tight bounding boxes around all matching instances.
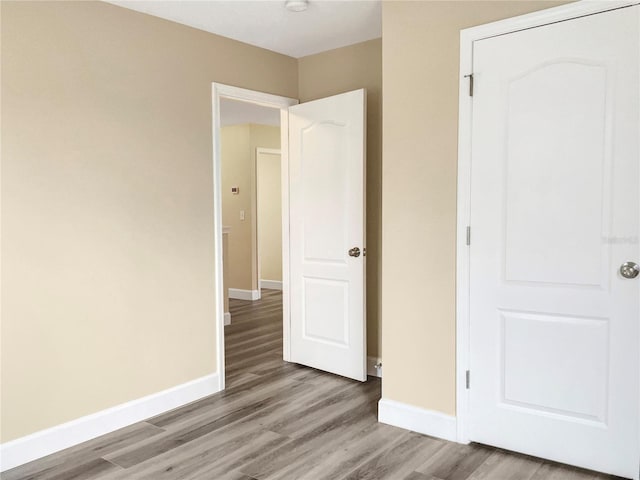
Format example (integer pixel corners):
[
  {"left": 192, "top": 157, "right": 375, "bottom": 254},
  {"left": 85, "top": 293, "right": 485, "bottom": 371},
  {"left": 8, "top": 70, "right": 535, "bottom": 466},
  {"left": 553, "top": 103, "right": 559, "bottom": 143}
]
[{"left": 2, "top": 289, "right": 625, "bottom": 480}]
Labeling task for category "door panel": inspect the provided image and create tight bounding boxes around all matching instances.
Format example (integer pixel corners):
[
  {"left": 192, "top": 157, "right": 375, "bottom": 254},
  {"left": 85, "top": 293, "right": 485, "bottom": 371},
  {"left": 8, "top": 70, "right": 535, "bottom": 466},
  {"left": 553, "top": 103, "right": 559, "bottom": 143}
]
[
  {"left": 500, "top": 310, "right": 609, "bottom": 423},
  {"left": 504, "top": 62, "right": 609, "bottom": 287},
  {"left": 301, "top": 122, "right": 349, "bottom": 262},
  {"left": 469, "top": 6, "right": 639, "bottom": 478},
  {"left": 303, "top": 278, "right": 349, "bottom": 346},
  {"left": 289, "top": 89, "right": 366, "bottom": 381}
]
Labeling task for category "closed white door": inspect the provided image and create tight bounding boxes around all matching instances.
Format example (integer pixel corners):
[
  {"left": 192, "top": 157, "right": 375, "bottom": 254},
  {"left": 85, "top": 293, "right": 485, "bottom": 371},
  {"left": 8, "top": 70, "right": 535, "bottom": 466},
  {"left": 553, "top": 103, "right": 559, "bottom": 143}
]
[
  {"left": 288, "top": 89, "right": 367, "bottom": 381},
  {"left": 469, "top": 6, "right": 639, "bottom": 478},
  {"left": 257, "top": 149, "right": 282, "bottom": 286}
]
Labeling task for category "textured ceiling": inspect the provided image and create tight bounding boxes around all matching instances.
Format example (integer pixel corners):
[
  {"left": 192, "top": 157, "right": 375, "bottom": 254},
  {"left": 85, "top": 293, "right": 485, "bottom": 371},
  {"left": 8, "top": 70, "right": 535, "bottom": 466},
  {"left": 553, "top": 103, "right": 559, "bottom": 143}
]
[{"left": 106, "top": 0, "right": 381, "bottom": 58}]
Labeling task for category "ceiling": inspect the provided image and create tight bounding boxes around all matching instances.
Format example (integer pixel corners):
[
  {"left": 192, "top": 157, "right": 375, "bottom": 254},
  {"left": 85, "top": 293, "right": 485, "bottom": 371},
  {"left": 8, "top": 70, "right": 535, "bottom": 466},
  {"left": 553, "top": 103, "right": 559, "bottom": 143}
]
[
  {"left": 106, "top": 0, "right": 381, "bottom": 58},
  {"left": 220, "top": 98, "right": 280, "bottom": 127}
]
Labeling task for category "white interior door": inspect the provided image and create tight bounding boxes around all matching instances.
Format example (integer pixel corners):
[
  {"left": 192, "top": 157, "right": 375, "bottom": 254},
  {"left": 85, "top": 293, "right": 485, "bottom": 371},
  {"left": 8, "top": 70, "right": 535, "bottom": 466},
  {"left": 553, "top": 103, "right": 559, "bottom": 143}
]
[
  {"left": 257, "top": 148, "right": 282, "bottom": 288},
  {"left": 468, "top": 6, "right": 639, "bottom": 478},
  {"left": 288, "top": 89, "right": 367, "bottom": 381}
]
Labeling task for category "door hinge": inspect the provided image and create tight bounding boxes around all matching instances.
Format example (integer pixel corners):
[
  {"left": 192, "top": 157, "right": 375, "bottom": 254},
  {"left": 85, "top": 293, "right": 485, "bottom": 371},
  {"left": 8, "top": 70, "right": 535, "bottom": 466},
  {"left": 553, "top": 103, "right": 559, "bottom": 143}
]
[
  {"left": 466, "top": 226, "right": 471, "bottom": 246},
  {"left": 465, "top": 370, "right": 471, "bottom": 389},
  {"left": 464, "top": 74, "right": 474, "bottom": 97}
]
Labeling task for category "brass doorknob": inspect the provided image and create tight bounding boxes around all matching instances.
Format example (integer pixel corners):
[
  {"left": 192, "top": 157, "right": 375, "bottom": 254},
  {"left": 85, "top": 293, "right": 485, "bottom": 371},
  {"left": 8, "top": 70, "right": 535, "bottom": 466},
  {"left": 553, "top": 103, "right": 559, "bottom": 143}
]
[{"left": 348, "top": 247, "right": 361, "bottom": 258}]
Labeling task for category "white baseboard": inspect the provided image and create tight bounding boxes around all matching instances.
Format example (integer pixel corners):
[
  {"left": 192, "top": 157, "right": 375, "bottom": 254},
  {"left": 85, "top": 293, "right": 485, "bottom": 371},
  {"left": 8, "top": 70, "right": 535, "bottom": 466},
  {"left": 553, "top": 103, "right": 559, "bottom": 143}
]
[
  {"left": 0, "top": 372, "right": 221, "bottom": 472},
  {"left": 378, "top": 398, "right": 457, "bottom": 443},
  {"left": 224, "top": 312, "right": 231, "bottom": 326},
  {"left": 367, "top": 356, "right": 382, "bottom": 378},
  {"left": 228, "top": 288, "right": 261, "bottom": 301},
  {"left": 259, "top": 279, "right": 282, "bottom": 291}
]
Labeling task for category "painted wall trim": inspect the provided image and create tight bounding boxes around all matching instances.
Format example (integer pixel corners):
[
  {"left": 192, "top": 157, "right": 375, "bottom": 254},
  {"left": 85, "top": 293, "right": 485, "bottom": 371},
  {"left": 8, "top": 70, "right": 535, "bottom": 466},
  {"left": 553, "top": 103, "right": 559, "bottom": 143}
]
[
  {"left": 259, "top": 279, "right": 283, "bottom": 291},
  {"left": 0, "top": 372, "right": 221, "bottom": 472},
  {"left": 224, "top": 312, "right": 231, "bottom": 326},
  {"left": 378, "top": 398, "right": 457, "bottom": 443},
  {"left": 455, "top": 0, "right": 640, "bottom": 452},
  {"left": 228, "top": 288, "right": 261, "bottom": 301},
  {"left": 367, "top": 356, "right": 382, "bottom": 378}
]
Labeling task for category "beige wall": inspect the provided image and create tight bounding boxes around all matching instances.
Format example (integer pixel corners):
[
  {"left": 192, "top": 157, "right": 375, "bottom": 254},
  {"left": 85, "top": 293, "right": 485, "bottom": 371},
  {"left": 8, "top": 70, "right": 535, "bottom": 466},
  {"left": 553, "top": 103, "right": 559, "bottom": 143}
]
[
  {"left": 0, "top": 1, "right": 296, "bottom": 442},
  {"left": 257, "top": 151, "right": 283, "bottom": 283},
  {"left": 1, "top": 0, "right": 566, "bottom": 446},
  {"left": 298, "top": 38, "right": 382, "bottom": 358},
  {"left": 221, "top": 124, "right": 280, "bottom": 291},
  {"left": 381, "top": 0, "right": 570, "bottom": 415},
  {"left": 221, "top": 125, "right": 252, "bottom": 290}
]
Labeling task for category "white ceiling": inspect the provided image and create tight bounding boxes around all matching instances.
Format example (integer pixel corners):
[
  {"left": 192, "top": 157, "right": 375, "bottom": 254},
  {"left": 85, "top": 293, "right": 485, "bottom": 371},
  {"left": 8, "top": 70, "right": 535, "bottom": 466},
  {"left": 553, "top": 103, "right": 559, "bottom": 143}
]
[
  {"left": 220, "top": 98, "right": 280, "bottom": 127},
  {"left": 106, "top": 0, "right": 381, "bottom": 58}
]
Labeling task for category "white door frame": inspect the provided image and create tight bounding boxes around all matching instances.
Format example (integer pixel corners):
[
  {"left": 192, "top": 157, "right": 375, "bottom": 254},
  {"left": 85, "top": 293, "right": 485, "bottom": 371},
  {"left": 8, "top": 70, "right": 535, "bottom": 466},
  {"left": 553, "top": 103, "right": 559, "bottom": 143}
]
[
  {"left": 212, "top": 83, "right": 298, "bottom": 391},
  {"left": 455, "top": 0, "right": 640, "bottom": 448},
  {"left": 256, "top": 147, "right": 283, "bottom": 291}
]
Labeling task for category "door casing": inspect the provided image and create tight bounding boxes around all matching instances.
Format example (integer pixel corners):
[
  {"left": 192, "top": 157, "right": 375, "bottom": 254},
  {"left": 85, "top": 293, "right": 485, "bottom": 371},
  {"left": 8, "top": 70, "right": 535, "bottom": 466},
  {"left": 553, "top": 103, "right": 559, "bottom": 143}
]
[
  {"left": 212, "top": 83, "right": 297, "bottom": 391},
  {"left": 455, "top": 2, "right": 640, "bottom": 473}
]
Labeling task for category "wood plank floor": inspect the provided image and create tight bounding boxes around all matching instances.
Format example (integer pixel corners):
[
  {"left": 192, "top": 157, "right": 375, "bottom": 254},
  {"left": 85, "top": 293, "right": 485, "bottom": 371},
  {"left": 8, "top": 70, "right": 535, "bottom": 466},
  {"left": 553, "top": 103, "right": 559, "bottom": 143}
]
[{"left": 3, "top": 289, "right": 625, "bottom": 480}]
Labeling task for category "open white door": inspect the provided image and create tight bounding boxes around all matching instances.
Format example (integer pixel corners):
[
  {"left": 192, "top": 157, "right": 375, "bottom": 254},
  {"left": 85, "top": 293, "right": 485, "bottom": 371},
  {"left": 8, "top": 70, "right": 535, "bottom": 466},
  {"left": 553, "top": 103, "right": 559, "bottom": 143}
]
[
  {"left": 468, "top": 6, "right": 639, "bottom": 478},
  {"left": 288, "top": 89, "right": 367, "bottom": 381}
]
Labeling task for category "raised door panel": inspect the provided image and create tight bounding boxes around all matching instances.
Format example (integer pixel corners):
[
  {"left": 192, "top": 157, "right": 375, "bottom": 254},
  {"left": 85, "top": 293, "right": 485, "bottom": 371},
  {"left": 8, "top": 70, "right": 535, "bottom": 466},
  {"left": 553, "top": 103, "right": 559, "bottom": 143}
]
[
  {"left": 504, "top": 62, "right": 610, "bottom": 288},
  {"left": 288, "top": 89, "right": 366, "bottom": 381},
  {"left": 500, "top": 310, "right": 609, "bottom": 424},
  {"left": 301, "top": 121, "right": 349, "bottom": 264}
]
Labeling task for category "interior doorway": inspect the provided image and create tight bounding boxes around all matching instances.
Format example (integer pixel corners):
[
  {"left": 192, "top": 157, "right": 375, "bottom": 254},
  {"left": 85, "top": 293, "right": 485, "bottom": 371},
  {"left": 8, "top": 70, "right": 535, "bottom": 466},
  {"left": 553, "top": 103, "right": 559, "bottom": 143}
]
[
  {"left": 219, "top": 100, "right": 285, "bottom": 379},
  {"left": 212, "top": 84, "right": 297, "bottom": 390},
  {"left": 213, "top": 83, "right": 368, "bottom": 390}
]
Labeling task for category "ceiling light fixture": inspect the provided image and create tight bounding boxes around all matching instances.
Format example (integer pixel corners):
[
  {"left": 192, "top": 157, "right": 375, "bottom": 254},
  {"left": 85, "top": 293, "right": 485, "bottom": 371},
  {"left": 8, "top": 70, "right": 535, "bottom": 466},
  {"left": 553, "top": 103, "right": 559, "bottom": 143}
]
[{"left": 285, "top": 0, "right": 308, "bottom": 12}]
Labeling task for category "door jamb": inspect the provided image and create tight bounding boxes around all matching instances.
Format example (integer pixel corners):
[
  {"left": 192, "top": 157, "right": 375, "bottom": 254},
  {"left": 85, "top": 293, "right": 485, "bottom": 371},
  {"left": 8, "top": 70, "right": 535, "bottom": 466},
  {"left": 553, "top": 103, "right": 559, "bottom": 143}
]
[
  {"left": 212, "top": 83, "right": 298, "bottom": 391},
  {"left": 455, "top": 0, "right": 639, "bottom": 446}
]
